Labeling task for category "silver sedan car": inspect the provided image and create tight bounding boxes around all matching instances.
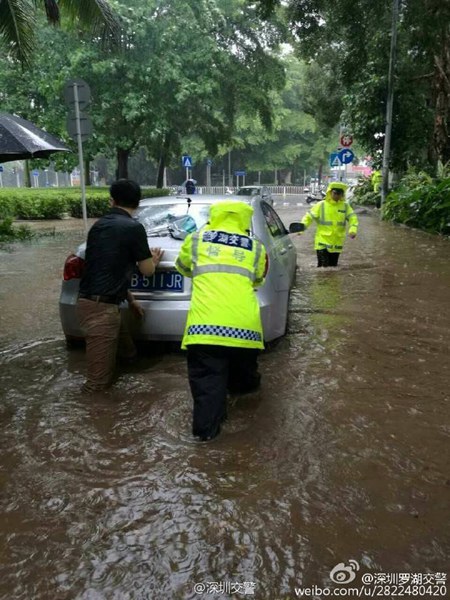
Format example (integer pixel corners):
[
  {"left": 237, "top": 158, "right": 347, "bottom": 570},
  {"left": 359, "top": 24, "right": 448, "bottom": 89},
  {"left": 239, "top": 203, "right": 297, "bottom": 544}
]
[
  {"left": 59, "top": 195, "right": 297, "bottom": 345},
  {"left": 236, "top": 185, "right": 273, "bottom": 205}
]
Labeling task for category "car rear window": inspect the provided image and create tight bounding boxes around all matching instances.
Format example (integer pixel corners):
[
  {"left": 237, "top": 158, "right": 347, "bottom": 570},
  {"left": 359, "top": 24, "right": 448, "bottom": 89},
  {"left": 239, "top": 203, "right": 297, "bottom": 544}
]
[
  {"left": 136, "top": 203, "right": 211, "bottom": 235},
  {"left": 237, "top": 188, "right": 255, "bottom": 196}
]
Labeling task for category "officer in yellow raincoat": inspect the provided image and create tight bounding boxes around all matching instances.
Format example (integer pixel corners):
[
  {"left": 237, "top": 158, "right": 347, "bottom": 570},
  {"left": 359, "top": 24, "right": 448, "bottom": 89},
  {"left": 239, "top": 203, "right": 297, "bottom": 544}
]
[
  {"left": 298, "top": 182, "right": 358, "bottom": 267},
  {"left": 371, "top": 170, "right": 383, "bottom": 193},
  {"left": 175, "top": 200, "right": 266, "bottom": 441}
]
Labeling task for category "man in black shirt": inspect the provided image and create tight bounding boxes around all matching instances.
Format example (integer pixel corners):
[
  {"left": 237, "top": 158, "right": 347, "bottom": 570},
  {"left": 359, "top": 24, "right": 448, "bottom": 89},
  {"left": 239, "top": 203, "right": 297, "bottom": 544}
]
[{"left": 77, "top": 179, "right": 163, "bottom": 392}]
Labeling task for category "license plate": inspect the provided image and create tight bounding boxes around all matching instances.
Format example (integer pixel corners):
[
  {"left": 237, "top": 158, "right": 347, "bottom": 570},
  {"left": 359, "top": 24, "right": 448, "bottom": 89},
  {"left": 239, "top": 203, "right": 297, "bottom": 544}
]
[{"left": 130, "top": 271, "right": 184, "bottom": 292}]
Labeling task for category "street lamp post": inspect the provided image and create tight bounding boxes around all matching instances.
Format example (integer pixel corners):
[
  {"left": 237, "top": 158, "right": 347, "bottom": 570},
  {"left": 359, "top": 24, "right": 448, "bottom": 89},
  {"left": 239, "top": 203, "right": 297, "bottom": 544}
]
[{"left": 381, "top": 0, "right": 400, "bottom": 207}]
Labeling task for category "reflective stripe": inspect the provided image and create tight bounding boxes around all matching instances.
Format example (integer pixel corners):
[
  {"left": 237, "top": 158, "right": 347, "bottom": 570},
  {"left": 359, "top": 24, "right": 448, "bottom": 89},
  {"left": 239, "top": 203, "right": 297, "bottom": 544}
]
[
  {"left": 193, "top": 264, "right": 254, "bottom": 281},
  {"left": 337, "top": 221, "right": 346, "bottom": 227},
  {"left": 253, "top": 240, "right": 262, "bottom": 273},
  {"left": 191, "top": 232, "right": 200, "bottom": 266},
  {"left": 190, "top": 231, "right": 260, "bottom": 282},
  {"left": 187, "top": 324, "right": 262, "bottom": 342},
  {"left": 318, "top": 243, "right": 343, "bottom": 250},
  {"left": 175, "top": 257, "right": 192, "bottom": 276},
  {"left": 319, "top": 203, "right": 332, "bottom": 225}
]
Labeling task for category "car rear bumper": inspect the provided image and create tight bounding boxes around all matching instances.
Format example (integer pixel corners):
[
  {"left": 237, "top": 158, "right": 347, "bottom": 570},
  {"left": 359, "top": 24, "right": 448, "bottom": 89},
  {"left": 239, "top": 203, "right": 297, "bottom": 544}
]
[{"left": 59, "top": 289, "right": 280, "bottom": 343}]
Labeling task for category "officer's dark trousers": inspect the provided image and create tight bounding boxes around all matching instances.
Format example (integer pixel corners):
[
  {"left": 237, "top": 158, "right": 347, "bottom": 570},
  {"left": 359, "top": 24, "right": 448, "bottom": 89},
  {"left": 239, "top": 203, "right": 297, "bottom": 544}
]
[
  {"left": 186, "top": 344, "right": 261, "bottom": 440},
  {"left": 317, "top": 249, "right": 340, "bottom": 267}
]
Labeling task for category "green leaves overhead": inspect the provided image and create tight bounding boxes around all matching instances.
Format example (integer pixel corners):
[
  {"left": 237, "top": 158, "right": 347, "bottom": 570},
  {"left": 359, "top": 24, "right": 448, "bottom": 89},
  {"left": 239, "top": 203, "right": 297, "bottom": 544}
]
[
  {"left": 0, "top": 0, "right": 121, "bottom": 65},
  {"left": 252, "top": 0, "right": 450, "bottom": 172}
]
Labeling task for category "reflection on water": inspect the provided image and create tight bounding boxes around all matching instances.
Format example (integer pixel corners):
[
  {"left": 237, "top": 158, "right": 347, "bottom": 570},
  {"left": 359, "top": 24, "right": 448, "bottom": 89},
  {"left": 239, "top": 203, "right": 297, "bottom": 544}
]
[{"left": 0, "top": 214, "right": 449, "bottom": 599}]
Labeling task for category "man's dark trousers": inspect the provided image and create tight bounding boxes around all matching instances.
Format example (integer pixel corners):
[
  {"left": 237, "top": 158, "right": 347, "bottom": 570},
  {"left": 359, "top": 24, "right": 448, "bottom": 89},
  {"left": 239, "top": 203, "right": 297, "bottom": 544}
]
[{"left": 186, "top": 345, "right": 261, "bottom": 440}]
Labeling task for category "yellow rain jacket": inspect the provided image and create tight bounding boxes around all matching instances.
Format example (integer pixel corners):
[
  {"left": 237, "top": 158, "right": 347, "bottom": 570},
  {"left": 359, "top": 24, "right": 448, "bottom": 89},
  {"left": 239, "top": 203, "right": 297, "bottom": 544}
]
[
  {"left": 371, "top": 170, "right": 382, "bottom": 192},
  {"left": 175, "top": 201, "right": 266, "bottom": 350},
  {"left": 301, "top": 182, "right": 358, "bottom": 252}
]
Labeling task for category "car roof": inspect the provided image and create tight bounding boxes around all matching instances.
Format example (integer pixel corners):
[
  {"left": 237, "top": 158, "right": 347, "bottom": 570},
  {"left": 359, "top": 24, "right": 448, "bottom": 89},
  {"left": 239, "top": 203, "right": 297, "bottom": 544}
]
[{"left": 140, "top": 194, "right": 253, "bottom": 207}]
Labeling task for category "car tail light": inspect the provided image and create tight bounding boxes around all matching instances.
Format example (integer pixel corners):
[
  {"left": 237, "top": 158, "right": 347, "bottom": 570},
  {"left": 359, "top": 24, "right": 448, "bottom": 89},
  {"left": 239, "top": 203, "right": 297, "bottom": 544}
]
[
  {"left": 263, "top": 253, "right": 269, "bottom": 278},
  {"left": 63, "top": 254, "right": 85, "bottom": 280}
]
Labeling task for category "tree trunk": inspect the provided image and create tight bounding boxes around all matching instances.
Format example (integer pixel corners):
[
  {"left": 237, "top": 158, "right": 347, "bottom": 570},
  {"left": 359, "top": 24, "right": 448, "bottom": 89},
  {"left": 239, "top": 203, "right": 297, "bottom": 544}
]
[
  {"left": 432, "top": 41, "right": 450, "bottom": 165},
  {"left": 156, "top": 154, "right": 166, "bottom": 188},
  {"left": 317, "top": 162, "right": 323, "bottom": 185},
  {"left": 84, "top": 158, "right": 91, "bottom": 186},
  {"left": 116, "top": 148, "right": 130, "bottom": 179},
  {"left": 156, "top": 132, "right": 173, "bottom": 188},
  {"left": 24, "top": 160, "right": 32, "bottom": 188}
]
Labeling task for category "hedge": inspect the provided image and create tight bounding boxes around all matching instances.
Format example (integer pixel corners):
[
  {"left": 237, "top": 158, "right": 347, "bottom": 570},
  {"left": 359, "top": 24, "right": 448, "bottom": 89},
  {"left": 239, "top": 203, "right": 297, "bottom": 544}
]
[{"left": 0, "top": 187, "right": 170, "bottom": 220}]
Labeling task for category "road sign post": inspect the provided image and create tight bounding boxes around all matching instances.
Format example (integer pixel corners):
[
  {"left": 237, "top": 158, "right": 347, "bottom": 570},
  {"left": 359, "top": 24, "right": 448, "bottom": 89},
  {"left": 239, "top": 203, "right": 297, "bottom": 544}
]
[
  {"left": 338, "top": 148, "right": 354, "bottom": 164},
  {"left": 340, "top": 134, "right": 353, "bottom": 147},
  {"left": 234, "top": 170, "right": 246, "bottom": 187},
  {"left": 74, "top": 84, "right": 87, "bottom": 234},
  {"left": 64, "top": 79, "right": 92, "bottom": 235},
  {"left": 329, "top": 152, "right": 340, "bottom": 167},
  {"left": 182, "top": 155, "right": 192, "bottom": 181}
]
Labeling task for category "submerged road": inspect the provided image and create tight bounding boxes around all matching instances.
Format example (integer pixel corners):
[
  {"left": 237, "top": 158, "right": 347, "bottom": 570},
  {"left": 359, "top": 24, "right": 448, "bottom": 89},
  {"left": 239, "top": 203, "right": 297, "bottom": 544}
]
[{"left": 0, "top": 203, "right": 449, "bottom": 599}]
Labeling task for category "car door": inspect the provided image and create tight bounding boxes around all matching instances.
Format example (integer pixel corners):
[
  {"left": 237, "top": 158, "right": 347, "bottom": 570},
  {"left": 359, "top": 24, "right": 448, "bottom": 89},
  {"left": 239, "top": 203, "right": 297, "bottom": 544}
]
[{"left": 259, "top": 201, "right": 296, "bottom": 290}]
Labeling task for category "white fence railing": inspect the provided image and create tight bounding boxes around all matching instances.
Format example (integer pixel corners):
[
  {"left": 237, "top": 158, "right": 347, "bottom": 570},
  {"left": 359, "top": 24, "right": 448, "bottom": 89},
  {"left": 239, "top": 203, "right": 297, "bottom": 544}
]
[{"left": 195, "top": 185, "right": 310, "bottom": 196}]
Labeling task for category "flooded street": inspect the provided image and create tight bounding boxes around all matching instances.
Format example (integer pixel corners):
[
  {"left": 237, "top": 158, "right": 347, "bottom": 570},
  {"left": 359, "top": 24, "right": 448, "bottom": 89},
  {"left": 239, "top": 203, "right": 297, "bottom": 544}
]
[{"left": 0, "top": 207, "right": 449, "bottom": 599}]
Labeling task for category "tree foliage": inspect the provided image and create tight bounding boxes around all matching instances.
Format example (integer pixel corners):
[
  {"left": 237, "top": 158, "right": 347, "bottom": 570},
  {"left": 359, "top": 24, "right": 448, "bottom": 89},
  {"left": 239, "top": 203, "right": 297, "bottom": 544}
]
[
  {"left": 0, "top": 0, "right": 121, "bottom": 65},
  {"left": 252, "top": 0, "right": 450, "bottom": 173}
]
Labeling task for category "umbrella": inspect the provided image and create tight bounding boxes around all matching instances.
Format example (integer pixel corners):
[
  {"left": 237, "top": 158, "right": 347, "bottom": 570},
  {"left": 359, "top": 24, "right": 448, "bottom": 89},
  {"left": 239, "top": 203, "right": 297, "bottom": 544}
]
[{"left": 0, "top": 112, "right": 70, "bottom": 163}]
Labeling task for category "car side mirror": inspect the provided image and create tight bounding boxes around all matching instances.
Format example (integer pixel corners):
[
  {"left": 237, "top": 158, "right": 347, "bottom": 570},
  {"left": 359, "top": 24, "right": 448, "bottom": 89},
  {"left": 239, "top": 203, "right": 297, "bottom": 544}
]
[{"left": 289, "top": 222, "right": 305, "bottom": 233}]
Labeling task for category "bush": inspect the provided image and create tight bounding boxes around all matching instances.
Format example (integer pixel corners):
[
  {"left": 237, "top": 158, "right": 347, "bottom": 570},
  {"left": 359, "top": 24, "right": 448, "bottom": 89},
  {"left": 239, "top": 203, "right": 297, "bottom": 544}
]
[
  {"left": 0, "top": 217, "right": 34, "bottom": 242},
  {"left": 67, "top": 191, "right": 110, "bottom": 218},
  {"left": 0, "top": 186, "right": 171, "bottom": 220},
  {"left": 352, "top": 177, "right": 380, "bottom": 206},
  {"left": 382, "top": 169, "right": 450, "bottom": 235}
]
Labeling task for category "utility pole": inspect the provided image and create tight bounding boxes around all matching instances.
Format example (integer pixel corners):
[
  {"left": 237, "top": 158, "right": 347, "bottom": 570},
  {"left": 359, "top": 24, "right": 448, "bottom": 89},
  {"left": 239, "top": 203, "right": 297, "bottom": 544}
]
[{"left": 381, "top": 0, "right": 400, "bottom": 207}]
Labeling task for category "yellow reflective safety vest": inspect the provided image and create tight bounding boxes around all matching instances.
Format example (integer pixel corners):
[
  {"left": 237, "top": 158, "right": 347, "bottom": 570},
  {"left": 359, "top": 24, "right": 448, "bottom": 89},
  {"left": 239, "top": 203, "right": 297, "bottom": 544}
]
[
  {"left": 301, "top": 185, "right": 358, "bottom": 252},
  {"left": 175, "top": 201, "right": 266, "bottom": 350}
]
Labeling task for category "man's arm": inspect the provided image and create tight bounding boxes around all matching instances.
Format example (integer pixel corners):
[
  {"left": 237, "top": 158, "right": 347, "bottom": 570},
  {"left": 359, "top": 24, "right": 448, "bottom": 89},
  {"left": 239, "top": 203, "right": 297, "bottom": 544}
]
[{"left": 137, "top": 247, "right": 164, "bottom": 276}]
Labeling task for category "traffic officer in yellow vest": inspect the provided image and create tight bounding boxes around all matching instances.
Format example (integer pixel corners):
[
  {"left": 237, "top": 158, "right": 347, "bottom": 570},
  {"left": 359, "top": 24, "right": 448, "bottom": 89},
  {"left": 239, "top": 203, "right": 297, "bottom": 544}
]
[
  {"left": 175, "top": 200, "right": 266, "bottom": 441},
  {"left": 296, "top": 182, "right": 358, "bottom": 267}
]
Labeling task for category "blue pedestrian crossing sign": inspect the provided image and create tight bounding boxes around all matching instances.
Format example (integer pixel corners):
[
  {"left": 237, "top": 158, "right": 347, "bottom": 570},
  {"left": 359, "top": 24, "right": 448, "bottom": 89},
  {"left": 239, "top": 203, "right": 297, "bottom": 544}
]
[
  {"left": 338, "top": 148, "right": 354, "bottom": 165},
  {"left": 329, "top": 152, "right": 340, "bottom": 167},
  {"left": 182, "top": 155, "right": 192, "bottom": 168}
]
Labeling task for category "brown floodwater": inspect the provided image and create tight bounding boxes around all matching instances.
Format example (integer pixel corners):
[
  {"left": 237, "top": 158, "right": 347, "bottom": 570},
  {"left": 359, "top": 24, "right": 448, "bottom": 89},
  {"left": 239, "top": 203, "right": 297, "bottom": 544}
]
[{"left": 0, "top": 207, "right": 449, "bottom": 600}]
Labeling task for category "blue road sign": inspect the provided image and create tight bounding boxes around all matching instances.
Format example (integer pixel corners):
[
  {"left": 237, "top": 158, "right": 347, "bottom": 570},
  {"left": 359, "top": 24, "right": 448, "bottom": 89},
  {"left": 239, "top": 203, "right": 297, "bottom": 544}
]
[
  {"left": 338, "top": 148, "right": 354, "bottom": 165},
  {"left": 32, "top": 170, "right": 39, "bottom": 176},
  {"left": 329, "top": 152, "right": 340, "bottom": 167},
  {"left": 206, "top": 158, "right": 212, "bottom": 166},
  {"left": 0, "top": 165, "right": 3, "bottom": 172},
  {"left": 182, "top": 155, "right": 192, "bottom": 168},
  {"left": 234, "top": 170, "right": 246, "bottom": 177}
]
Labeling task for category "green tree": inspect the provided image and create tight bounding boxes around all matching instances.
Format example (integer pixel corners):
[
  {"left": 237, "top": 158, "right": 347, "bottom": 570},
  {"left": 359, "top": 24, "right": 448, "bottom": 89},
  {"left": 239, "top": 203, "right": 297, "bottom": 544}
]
[
  {"left": 0, "top": 0, "right": 120, "bottom": 65},
  {"left": 226, "top": 54, "right": 336, "bottom": 184},
  {"left": 251, "top": 0, "right": 450, "bottom": 172},
  {"left": 62, "top": 0, "right": 286, "bottom": 183}
]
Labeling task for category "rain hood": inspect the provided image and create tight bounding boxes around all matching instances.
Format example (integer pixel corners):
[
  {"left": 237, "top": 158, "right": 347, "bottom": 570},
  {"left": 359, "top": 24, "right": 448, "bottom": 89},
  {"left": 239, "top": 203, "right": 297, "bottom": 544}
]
[
  {"left": 209, "top": 201, "right": 254, "bottom": 232},
  {"left": 325, "top": 181, "right": 348, "bottom": 202}
]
